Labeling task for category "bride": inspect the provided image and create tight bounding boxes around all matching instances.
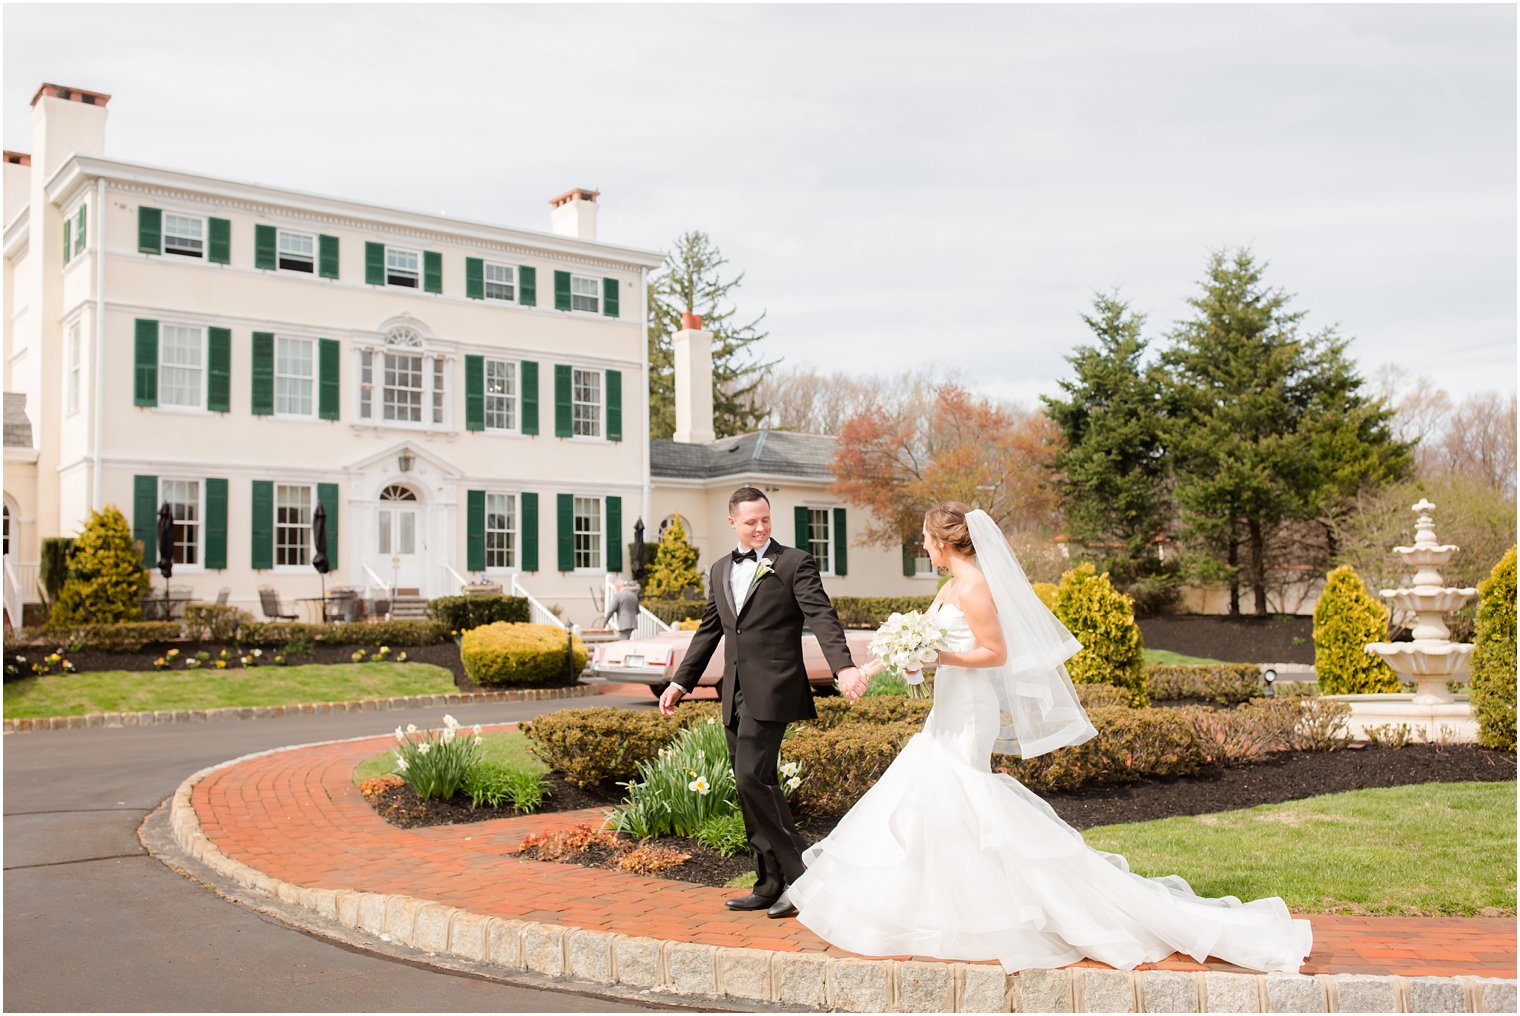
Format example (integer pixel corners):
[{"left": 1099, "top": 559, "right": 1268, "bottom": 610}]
[{"left": 787, "top": 502, "right": 1313, "bottom": 974}]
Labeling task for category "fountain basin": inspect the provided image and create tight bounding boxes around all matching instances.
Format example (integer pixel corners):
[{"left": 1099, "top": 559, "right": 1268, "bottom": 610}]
[
  {"left": 1380, "top": 587, "right": 1480, "bottom": 613},
  {"left": 1365, "top": 641, "right": 1474, "bottom": 678},
  {"left": 1323, "top": 693, "right": 1479, "bottom": 743}
]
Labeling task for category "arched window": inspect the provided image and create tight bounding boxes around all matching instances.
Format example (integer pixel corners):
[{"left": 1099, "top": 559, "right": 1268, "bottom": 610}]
[{"left": 357, "top": 323, "right": 448, "bottom": 427}]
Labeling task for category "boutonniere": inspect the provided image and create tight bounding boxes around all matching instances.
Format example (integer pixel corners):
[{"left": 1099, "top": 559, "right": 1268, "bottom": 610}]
[{"left": 751, "top": 557, "right": 775, "bottom": 584}]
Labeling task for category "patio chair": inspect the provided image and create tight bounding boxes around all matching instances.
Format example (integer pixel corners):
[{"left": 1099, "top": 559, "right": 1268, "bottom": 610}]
[
  {"left": 215, "top": 587, "right": 231, "bottom": 605},
  {"left": 258, "top": 586, "right": 298, "bottom": 622}
]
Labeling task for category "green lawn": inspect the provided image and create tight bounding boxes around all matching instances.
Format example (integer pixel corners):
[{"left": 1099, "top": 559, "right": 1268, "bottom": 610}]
[
  {"left": 354, "top": 729, "right": 546, "bottom": 785},
  {"left": 3, "top": 663, "right": 458, "bottom": 718},
  {"left": 1083, "top": 781, "right": 1515, "bottom": 916},
  {"left": 1143, "top": 648, "right": 1231, "bottom": 666}
]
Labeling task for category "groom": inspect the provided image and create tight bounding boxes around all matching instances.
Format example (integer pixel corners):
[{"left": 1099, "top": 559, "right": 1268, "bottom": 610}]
[{"left": 660, "top": 487, "right": 867, "bottom": 918}]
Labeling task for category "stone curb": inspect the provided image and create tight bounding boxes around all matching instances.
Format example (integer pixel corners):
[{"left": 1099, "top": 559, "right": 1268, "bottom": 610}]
[
  {"left": 2, "top": 685, "right": 598, "bottom": 735},
  {"left": 160, "top": 738, "right": 1519, "bottom": 1013}
]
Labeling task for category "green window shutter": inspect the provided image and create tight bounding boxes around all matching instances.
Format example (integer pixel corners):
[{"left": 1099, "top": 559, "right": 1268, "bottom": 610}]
[
  {"left": 833, "top": 508, "right": 848, "bottom": 576},
  {"left": 75, "top": 204, "right": 86, "bottom": 256},
  {"left": 251, "top": 332, "right": 274, "bottom": 416},
  {"left": 365, "top": 242, "right": 385, "bottom": 285},
  {"left": 466, "top": 489, "right": 486, "bottom": 572},
  {"left": 554, "top": 270, "right": 571, "bottom": 311},
  {"left": 521, "top": 492, "right": 539, "bottom": 572},
  {"left": 465, "top": 257, "right": 484, "bottom": 300},
  {"left": 318, "top": 234, "right": 339, "bottom": 278},
  {"left": 134, "top": 475, "right": 158, "bottom": 569},
  {"left": 134, "top": 319, "right": 158, "bottom": 406},
  {"left": 424, "top": 250, "right": 442, "bottom": 294},
  {"left": 557, "top": 494, "right": 575, "bottom": 571},
  {"left": 795, "top": 506, "right": 811, "bottom": 550},
  {"left": 520, "top": 360, "right": 539, "bottom": 435},
  {"left": 319, "top": 339, "right": 340, "bottom": 420},
  {"left": 902, "top": 542, "right": 916, "bottom": 578},
  {"left": 554, "top": 364, "right": 572, "bottom": 437},
  {"left": 63, "top": 219, "right": 71, "bottom": 266},
  {"left": 254, "top": 224, "right": 277, "bottom": 270},
  {"left": 464, "top": 355, "right": 484, "bottom": 431},
  {"left": 208, "top": 218, "right": 231, "bottom": 264},
  {"left": 602, "top": 277, "right": 619, "bottom": 318},
  {"left": 606, "top": 496, "right": 622, "bottom": 573},
  {"left": 606, "top": 369, "right": 622, "bottom": 442},
  {"left": 205, "top": 478, "right": 228, "bottom": 570},
  {"left": 207, "top": 327, "right": 231, "bottom": 412},
  {"left": 138, "top": 206, "right": 161, "bottom": 254},
  {"left": 250, "top": 480, "right": 273, "bottom": 570},
  {"left": 317, "top": 482, "right": 339, "bottom": 569},
  {"left": 519, "top": 266, "right": 537, "bottom": 306}
]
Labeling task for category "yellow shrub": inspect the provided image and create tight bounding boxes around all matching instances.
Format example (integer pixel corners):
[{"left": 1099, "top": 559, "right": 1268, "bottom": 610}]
[
  {"left": 1313, "top": 566, "right": 1401, "bottom": 694},
  {"left": 460, "top": 622, "right": 587, "bottom": 687},
  {"left": 1053, "top": 563, "right": 1149, "bottom": 706},
  {"left": 1471, "top": 547, "right": 1516, "bottom": 750},
  {"left": 1031, "top": 582, "right": 1058, "bottom": 610}
]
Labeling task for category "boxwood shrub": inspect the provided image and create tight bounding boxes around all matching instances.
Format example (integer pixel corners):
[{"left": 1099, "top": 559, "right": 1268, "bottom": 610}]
[
  {"left": 16, "top": 621, "right": 181, "bottom": 652},
  {"left": 832, "top": 596, "right": 937, "bottom": 628},
  {"left": 237, "top": 620, "right": 447, "bottom": 647},
  {"left": 426, "top": 594, "right": 531, "bottom": 633},
  {"left": 1145, "top": 663, "right": 1264, "bottom": 705},
  {"left": 460, "top": 621, "right": 586, "bottom": 688}
]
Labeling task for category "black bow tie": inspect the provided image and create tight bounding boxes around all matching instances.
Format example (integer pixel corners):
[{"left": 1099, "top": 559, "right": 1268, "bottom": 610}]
[{"left": 731, "top": 548, "right": 758, "bottom": 563}]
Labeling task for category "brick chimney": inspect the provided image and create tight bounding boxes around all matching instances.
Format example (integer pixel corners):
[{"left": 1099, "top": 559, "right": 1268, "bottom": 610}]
[
  {"left": 672, "top": 314, "right": 716, "bottom": 444},
  {"left": 3, "top": 152, "right": 30, "bottom": 225},
  {"left": 549, "top": 187, "right": 599, "bottom": 241},
  {"left": 29, "top": 83, "right": 110, "bottom": 180}
]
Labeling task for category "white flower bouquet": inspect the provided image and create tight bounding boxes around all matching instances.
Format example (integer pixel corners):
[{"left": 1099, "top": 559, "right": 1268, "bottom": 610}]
[{"left": 867, "top": 610, "right": 948, "bottom": 697}]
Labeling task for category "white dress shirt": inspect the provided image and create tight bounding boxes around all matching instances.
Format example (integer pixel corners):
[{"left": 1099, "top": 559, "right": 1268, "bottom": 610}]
[{"left": 730, "top": 538, "right": 774, "bottom": 611}]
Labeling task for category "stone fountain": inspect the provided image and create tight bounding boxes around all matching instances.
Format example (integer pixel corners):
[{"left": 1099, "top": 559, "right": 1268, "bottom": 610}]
[{"left": 1333, "top": 500, "right": 1479, "bottom": 741}]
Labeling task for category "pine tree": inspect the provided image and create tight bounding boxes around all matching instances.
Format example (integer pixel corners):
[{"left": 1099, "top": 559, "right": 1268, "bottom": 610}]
[
  {"left": 642, "top": 516, "right": 704, "bottom": 601},
  {"left": 49, "top": 505, "right": 151, "bottom": 625},
  {"left": 647, "top": 231, "right": 776, "bottom": 439}
]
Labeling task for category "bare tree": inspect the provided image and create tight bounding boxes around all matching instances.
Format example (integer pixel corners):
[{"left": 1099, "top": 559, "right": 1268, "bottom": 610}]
[
  {"left": 1434, "top": 391, "right": 1517, "bottom": 495},
  {"left": 750, "top": 364, "right": 961, "bottom": 435}
]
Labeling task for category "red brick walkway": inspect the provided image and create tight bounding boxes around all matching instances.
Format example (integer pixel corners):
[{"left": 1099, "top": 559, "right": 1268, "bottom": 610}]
[{"left": 190, "top": 728, "right": 1517, "bottom": 979}]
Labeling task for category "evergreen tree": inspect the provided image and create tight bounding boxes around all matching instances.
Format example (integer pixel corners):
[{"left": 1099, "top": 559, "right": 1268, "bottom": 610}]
[
  {"left": 647, "top": 231, "right": 776, "bottom": 439},
  {"left": 49, "top": 505, "right": 150, "bottom": 625},
  {"left": 642, "top": 516, "right": 704, "bottom": 601}
]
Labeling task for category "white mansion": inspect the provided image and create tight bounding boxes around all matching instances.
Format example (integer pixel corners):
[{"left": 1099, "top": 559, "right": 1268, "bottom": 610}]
[{"left": 3, "top": 84, "right": 933, "bottom": 628}]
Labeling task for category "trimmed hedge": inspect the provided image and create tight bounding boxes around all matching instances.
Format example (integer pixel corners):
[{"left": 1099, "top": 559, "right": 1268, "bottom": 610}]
[
  {"left": 1470, "top": 547, "right": 1517, "bottom": 751},
  {"left": 16, "top": 621, "right": 181, "bottom": 652},
  {"left": 783, "top": 720, "right": 923, "bottom": 815},
  {"left": 426, "top": 594, "right": 531, "bottom": 632},
  {"left": 182, "top": 603, "right": 250, "bottom": 642},
  {"left": 832, "top": 596, "right": 937, "bottom": 628},
  {"left": 460, "top": 622, "right": 586, "bottom": 687},
  {"left": 237, "top": 620, "right": 447, "bottom": 647},
  {"left": 641, "top": 598, "right": 707, "bottom": 625},
  {"left": 521, "top": 701, "right": 717, "bottom": 789},
  {"left": 1314, "top": 565, "right": 1401, "bottom": 694},
  {"left": 1145, "top": 663, "right": 1264, "bottom": 705}
]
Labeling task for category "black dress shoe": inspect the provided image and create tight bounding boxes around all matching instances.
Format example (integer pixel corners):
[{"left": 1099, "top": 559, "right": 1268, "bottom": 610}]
[
  {"left": 766, "top": 886, "right": 798, "bottom": 919},
  {"left": 724, "top": 892, "right": 779, "bottom": 912}
]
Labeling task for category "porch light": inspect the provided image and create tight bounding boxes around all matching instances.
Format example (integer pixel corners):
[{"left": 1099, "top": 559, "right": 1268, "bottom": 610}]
[{"left": 397, "top": 449, "right": 415, "bottom": 473}]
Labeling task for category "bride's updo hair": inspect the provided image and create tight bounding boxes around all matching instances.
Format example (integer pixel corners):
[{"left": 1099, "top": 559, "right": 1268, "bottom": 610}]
[{"left": 923, "top": 502, "right": 976, "bottom": 556}]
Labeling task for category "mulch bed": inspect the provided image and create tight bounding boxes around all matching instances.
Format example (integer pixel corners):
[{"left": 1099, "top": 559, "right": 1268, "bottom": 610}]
[
  {"left": 1138, "top": 614, "right": 1315, "bottom": 664},
  {"left": 364, "top": 743, "right": 1517, "bottom": 890}
]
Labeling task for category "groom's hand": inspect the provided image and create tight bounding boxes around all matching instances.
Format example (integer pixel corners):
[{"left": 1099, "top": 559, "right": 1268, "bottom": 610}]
[
  {"left": 659, "top": 682, "right": 686, "bottom": 717},
  {"left": 837, "top": 666, "right": 868, "bottom": 703}
]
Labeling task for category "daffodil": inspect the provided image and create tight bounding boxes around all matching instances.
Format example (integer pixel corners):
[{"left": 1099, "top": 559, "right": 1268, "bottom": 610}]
[
  {"left": 688, "top": 777, "right": 710, "bottom": 795},
  {"left": 417, "top": 742, "right": 431, "bottom": 756},
  {"left": 406, "top": 723, "right": 417, "bottom": 734},
  {"left": 395, "top": 726, "right": 405, "bottom": 742}
]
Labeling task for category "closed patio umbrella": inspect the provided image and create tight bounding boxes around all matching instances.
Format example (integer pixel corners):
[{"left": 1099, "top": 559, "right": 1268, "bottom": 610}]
[
  {"left": 632, "top": 517, "right": 647, "bottom": 583},
  {"left": 156, "top": 502, "right": 175, "bottom": 619},
  {"left": 311, "top": 503, "right": 330, "bottom": 617}
]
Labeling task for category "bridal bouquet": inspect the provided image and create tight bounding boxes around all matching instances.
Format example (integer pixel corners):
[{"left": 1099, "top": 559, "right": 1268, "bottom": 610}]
[{"left": 868, "top": 611, "right": 948, "bottom": 698}]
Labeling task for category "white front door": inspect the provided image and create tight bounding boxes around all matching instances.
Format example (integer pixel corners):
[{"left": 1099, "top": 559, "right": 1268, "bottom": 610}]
[{"left": 375, "top": 483, "right": 425, "bottom": 592}]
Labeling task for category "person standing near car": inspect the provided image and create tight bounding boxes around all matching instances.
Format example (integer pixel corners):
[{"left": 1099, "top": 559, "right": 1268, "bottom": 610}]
[
  {"left": 606, "top": 578, "right": 640, "bottom": 640},
  {"left": 660, "top": 487, "right": 865, "bottom": 920}
]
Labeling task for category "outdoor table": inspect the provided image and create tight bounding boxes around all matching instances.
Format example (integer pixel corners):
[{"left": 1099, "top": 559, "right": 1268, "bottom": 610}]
[
  {"left": 140, "top": 595, "right": 195, "bottom": 620},
  {"left": 295, "top": 596, "right": 348, "bottom": 623}
]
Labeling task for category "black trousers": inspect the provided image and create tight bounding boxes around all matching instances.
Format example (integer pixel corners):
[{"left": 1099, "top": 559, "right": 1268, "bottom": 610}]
[{"left": 725, "top": 690, "right": 808, "bottom": 896}]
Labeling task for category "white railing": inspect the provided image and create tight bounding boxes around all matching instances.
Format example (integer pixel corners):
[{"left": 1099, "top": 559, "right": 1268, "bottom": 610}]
[
  {"left": 636, "top": 605, "right": 672, "bottom": 638},
  {"left": 3, "top": 556, "right": 23, "bottom": 630},
  {"left": 511, "top": 575, "right": 566, "bottom": 629},
  {"left": 362, "top": 565, "right": 394, "bottom": 611},
  {"left": 442, "top": 564, "right": 470, "bottom": 591}
]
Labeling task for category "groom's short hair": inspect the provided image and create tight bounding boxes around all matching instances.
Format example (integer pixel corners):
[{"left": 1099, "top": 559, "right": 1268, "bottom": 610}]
[{"left": 729, "top": 486, "right": 769, "bottom": 514}]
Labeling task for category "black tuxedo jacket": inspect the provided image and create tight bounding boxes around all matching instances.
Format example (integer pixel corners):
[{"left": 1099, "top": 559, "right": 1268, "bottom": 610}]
[{"left": 670, "top": 541, "right": 856, "bottom": 725}]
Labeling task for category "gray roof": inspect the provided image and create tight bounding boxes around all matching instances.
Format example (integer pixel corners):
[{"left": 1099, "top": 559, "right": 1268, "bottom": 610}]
[
  {"left": 3, "top": 392, "right": 31, "bottom": 448},
  {"left": 651, "top": 429, "right": 838, "bottom": 480}
]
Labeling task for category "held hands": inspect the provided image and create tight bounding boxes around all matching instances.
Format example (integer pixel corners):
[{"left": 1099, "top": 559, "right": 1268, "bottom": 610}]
[
  {"left": 659, "top": 682, "right": 685, "bottom": 717},
  {"left": 837, "top": 666, "right": 868, "bottom": 703}
]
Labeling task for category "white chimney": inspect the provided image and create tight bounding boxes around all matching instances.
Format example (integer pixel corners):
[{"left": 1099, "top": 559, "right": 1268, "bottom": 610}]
[
  {"left": 549, "top": 187, "right": 599, "bottom": 240},
  {"left": 673, "top": 313, "right": 716, "bottom": 444}
]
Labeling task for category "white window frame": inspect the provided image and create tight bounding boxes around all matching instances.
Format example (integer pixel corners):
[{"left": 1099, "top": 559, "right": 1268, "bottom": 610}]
[
  {"left": 570, "top": 274, "right": 600, "bottom": 313},
  {"left": 158, "top": 323, "right": 207, "bottom": 411},
  {"left": 74, "top": 204, "right": 86, "bottom": 258},
  {"left": 377, "top": 484, "right": 419, "bottom": 557},
  {"left": 355, "top": 329, "right": 452, "bottom": 432},
  {"left": 277, "top": 229, "right": 316, "bottom": 274},
  {"left": 484, "top": 491, "right": 517, "bottom": 571},
  {"left": 572, "top": 495, "right": 603, "bottom": 573},
  {"left": 483, "top": 358, "right": 517, "bottom": 432},
  {"left": 806, "top": 506, "right": 834, "bottom": 576},
  {"left": 571, "top": 366, "right": 603, "bottom": 439},
  {"left": 483, "top": 261, "right": 515, "bottom": 302},
  {"left": 386, "top": 246, "right": 420, "bottom": 288},
  {"left": 274, "top": 335, "right": 317, "bottom": 419},
  {"left": 163, "top": 212, "right": 206, "bottom": 259},
  {"left": 273, "top": 482, "right": 314, "bottom": 571},
  {"left": 160, "top": 477, "right": 205, "bottom": 572},
  {"left": 66, "top": 322, "right": 81, "bottom": 417}
]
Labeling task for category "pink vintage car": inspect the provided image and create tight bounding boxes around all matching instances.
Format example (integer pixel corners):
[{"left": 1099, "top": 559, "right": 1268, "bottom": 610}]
[{"left": 591, "top": 627, "right": 879, "bottom": 699}]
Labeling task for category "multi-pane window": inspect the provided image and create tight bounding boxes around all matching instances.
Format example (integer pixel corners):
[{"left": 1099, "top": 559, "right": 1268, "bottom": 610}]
[
  {"left": 913, "top": 543, "right": 935, "bottom": 576},
  {"left": 275, "top": 337, "right": 315, "bottom": 416},
  {"left": 163, "top": 213, "right": 205, "bottom": 258},
  {"left": 432, "top": 359, "right": 446, "bottom": 425},
  {"left": 359, "top": 328, "right": 448, "bottom": 428},
  {"left": 386, "top": 247, "right": 419, "bottom": 287},
  {"left": 485, "top": 492, "right": 515, "bottom": 569},
  {"left": 278, "top": 230, "right": 315, "bottom": 273},
  {"left": 159, "top": 325, "right": 204, "bottom": 408},
  {"left": 161, "top": 479, "right": 201, "bottom": 566},
  {"left": 275, "top": 484, "right": 312, "bottom": 567},
  {"left": 377, "top": 484, "right": 417, "bottom": 555},
  {"left": 74, "top": 205, "right": 86, "bottom": 256},
  {"left": 484, "top": 359, "right": 516, "bottom": 430},
  {"left": 66, "top": 323, "right": 81, "bottom": 416},
  {"left": 570, "top": 275, "right": 600, "bottom": 313},
  {"left": 484, "top": 262, "right": 515, "bottom": 301},
  {"left": 572, "top": 368, "right": 602, "bottom": 438},
  {"left": 573, "top": 496, "right": 602, "bottom": 570},
  {"left": 808, "top": 508, "right": 833, "bottom": 574},
  {"left": 383, "top": 352, "right": 424, "bottom": 422}
]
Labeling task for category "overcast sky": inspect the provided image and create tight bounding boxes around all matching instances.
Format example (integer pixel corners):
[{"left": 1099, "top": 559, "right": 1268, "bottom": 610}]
[{"left": 5, "top": 3, "right": 1515, "bottom": 408}]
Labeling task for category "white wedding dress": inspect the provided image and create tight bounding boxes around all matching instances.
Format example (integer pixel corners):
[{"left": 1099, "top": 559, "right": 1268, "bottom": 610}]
[{"left": 789, "top": 602, "right": 1314, "bottom": 974}]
